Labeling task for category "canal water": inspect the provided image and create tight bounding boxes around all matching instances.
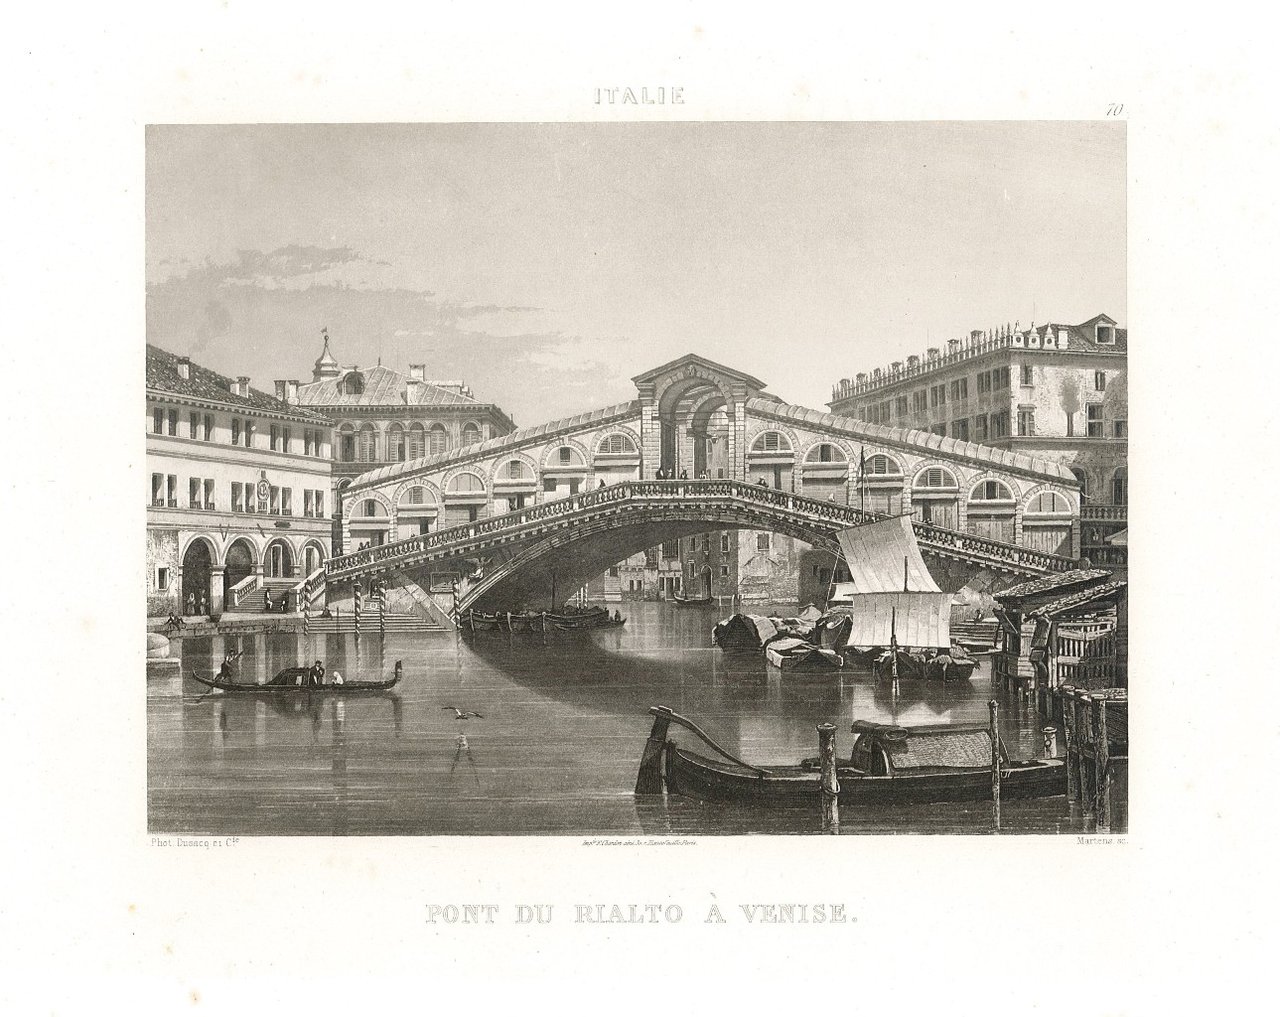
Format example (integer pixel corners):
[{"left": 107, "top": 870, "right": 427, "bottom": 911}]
[{"left": 148, "top": 601, "right": 1086, "bottom": 836}]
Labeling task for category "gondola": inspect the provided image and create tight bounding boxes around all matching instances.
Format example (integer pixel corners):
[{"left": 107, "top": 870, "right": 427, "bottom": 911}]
[
  {"left": 672, "top": 593, "right": 714, "bottom": 606},
  {"left": 191, "top": 661, "right": 402, "bottom": 693},
  {"left": 635, "top": 706, "right": 1065, "bottom": 806}
]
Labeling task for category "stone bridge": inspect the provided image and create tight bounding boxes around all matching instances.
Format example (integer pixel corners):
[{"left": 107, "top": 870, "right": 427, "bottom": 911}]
[
  {"left": 326, "top": 355, "right": 1082, "bottom": 615},
  {"left": 325, "top": 479, "right": 1079, "bottom": 616}
]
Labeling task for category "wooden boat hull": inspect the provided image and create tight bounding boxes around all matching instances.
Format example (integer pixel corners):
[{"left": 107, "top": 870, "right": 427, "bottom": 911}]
[
  {"left": 673, "top": 595, "right": 714, "bottom": 606},
  {"left": 925, "top": 658, "right": 979, "bottom": 681},
  {"left": 764, "top": 642, "right": 844, "bottom": 672},
  {"left": 663, "top": 744, "right": 1065, "bottom": 807},
  {"left": 872, "top": 650, "right": 928, "bottom": 681},
  {"left": 190, "top": 670, "right": 400, "bottom": 693}
]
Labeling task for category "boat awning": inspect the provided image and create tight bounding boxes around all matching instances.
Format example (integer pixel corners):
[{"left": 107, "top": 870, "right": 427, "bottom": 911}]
[
  {"left": 837, "top": 516, "right": 941, "bottom": 593},
  {"left": 845, "top": 592, "right": 954, "bottom": 649}
]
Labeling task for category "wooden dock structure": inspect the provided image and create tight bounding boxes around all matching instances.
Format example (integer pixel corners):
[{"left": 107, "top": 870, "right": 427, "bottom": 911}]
[{"left": 1058, "top": 685, "right": 1128, "bottom": 832}]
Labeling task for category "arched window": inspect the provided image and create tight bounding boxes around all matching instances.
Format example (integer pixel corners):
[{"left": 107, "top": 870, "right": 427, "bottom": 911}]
[
  {"left": 357, "top": 423, "right": 378, "bottom": 463},
  {"left": 864, "top": 454, "right": 902, "bottom": 476},
  {"left": 505, "top": 460, "right": 527, "bottom": 480},
  {"left": 401, "top": 486, "right": 430, "bottom": 506},
  {"left": 1112, "top": 467, "right": 1127, "bottom": 506},
  {"left": 1027, "top": 491, "right": 1070, "bottom": 513},
  {"left": 805, "top": 443, "right": 847, "bottom": 463},
  {"left": 362, "top": 499, "right": 383, "bottom": 518},
  {"left": 971, "top": 480, "right": 1014, "bottom": 502},
  {"left": 597, "top": 434, "right": 637, "bottom": 455},
  {"left": 428, "top": 423, "right": 448, "bottom": 455},
  {"left": 751, "top": 431, "right": 791, "bottom": 453},
  {"left": 461, "top": 422, "right": 482, "bottom": 446},
  {"left": 447, "top": 472, "right": 485, "bottom": 495},
  {"left": 1070, "top": 466, "right": 1089, "bottom": 504},
  {"left": 387, "top": 423, "right": 406, "bottom": 462},
  {"left": 406, "top": 422, "right": 425, "bottom": 460},
  {"left": 914, "top": 467, "right": 957, "bottom": 489},
  {"left": 342, "top": 371, "right": 365, "bottom": 396},
  {"left": 337, "top": 424, "right": 356, "bottom": 463}
]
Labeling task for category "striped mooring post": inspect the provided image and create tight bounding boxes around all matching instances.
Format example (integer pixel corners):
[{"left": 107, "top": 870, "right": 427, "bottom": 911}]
[
  {"left": 376, "top": 577, "right": 386, "bottom": 640},
  {"left": 302, "top": 577, "right": 311, "bottom": 636},
  {"left": 353, "top": 580, "right": 362, "bottom": 635}
]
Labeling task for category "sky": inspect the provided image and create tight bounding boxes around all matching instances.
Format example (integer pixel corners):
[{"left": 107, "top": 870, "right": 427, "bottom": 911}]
[{"left": 146, "top": 122, "right": 1126, "bottom": 427}]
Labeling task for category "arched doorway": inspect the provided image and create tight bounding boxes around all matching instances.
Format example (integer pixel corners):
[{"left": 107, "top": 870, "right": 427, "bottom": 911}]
[
  {"left": 265, "top": 539, "right": 294, "bottom": 579},
  {"left": 303, "top": 542, "right": 325, "bottom": 576},
  {"left": 223, "top": 539, "right": 256, "bottom": 605},
  {"left": 181, "top": 539, "right": 213, "bottom": 615}
]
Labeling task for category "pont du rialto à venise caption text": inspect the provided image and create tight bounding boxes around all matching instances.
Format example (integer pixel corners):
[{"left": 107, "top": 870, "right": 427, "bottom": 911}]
[{"left": 427, "top": 903, "right": 855, "bottom": 925}]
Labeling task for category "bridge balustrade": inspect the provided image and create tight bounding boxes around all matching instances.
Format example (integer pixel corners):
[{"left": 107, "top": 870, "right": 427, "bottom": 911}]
[{"left": 326, "top": 479, "right": 1078, "bottom": 581}]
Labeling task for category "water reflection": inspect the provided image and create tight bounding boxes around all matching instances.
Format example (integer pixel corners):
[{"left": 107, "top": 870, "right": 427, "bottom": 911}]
[{"left": 148, "top": 603, "right": 1083, "bottom": 836}]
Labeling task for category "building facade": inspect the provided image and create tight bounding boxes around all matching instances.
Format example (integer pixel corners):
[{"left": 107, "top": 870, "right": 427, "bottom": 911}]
[
  {"left": 828, "top": 314, "right": 1127, "bottom": 567},
  {"left": 146, "top": 345, "right": 334, "bottom": 618},
  {"left": 290, "top": 329, "right": 517, "bottom": 553}
]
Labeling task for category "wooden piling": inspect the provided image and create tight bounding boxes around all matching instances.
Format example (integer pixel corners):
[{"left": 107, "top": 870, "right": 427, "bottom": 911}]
[
  {"left": 635, "top": 706, "right": 673, "bottom": 794},
  {"left": 817, "top": 723, "right": 840, "bottom": 833},
  {"left": 989, "top": 699, "right": 1001, "bottom": 832},
  {"left": 1059, "top": 685, "right": 1080, "bottom": 808},
  {"left": 1079, "top": 693, "right": 1095, "bottom": 817},
  {"left": 1094, "top": 696, "right": 1111, "bottom": 832}
]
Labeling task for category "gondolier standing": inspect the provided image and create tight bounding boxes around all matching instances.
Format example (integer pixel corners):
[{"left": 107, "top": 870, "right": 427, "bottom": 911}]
[{"left": 308, "top": 659, "right": 326, "bottom": 687}]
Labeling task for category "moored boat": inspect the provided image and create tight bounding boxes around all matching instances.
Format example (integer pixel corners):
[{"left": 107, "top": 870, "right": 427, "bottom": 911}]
[
  {"left": 925, "top": 646, "right": 979, "bottom": 681},
  {"left": 764, "top": 637, "right": 844, "bottom": 672},
  {"left": 191, "top": 660, "right": 402, "bottom": 693},
  {"left": 635, "top": 706, "right": 1065, "bottom": 806}
]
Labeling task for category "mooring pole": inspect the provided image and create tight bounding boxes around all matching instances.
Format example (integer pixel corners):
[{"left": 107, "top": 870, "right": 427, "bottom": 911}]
[
  {"left": 635, "top": 706, "right": 674, "bottom": 794},
  {"left": 1042, "top": 726, "right": 1058, "bottom": 758},
  {"left": 989, "top": 699, "right": 1002, "bottom": 832},
  {"left": 818, "top": 723, "right": 840, "bottom": 834},
  {"left": 1094, "top": 696, "right": 1111, "bottom": 832}
]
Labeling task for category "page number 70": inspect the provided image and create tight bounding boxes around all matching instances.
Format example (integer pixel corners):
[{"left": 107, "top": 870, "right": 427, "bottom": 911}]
[{"left": 1106, "top": 104, "right": 1124, "bottom": 116}]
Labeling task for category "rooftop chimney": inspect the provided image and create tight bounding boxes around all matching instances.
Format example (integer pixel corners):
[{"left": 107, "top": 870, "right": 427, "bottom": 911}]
[
  {"left": 855, "top": 372, "right": 868, "bottom": 384},
  {"left": 891, "top": 361, "right": 903, "bottom": 373},
  {"left": 872, "top": 367, "right": 883, "bottom": 379},
  {"left": 409, "top": 364, "right": 426, "bottom": 382},
  {"left": 274, "top": 380, "right": 287, "bottom": 401},
  {"left": 286, "top": 380, "right": 299, "bottom": 404},
  {"left": 176, "top": 356, "right": 191, "bottom": 381},
  {"left": 926, "top": 347, "right": 940, "bottom": 360},
  {"left": 405, "top": 379, "right": 423, "bottom": 403},
  {"left": 907, "top": 355, "right": 920, "bottom": 369},
  {"left": 947, "top": 339, "right": 960, "bottom": 353},
  {"left": 232, "top": 376, "right": 251, "bottom": 397},
  {"left": 970, "top": 330, "right": 983, "bottom": 342}
]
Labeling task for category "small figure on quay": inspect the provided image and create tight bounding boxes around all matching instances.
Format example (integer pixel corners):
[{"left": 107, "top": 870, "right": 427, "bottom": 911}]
[
  {"left": 655, "top": 467, "right": 666, "bottom": 480},
  {"left": 597, "top": 478, "right": 606, "bottom": 489},
  {"left": 679, "top": 469, "right": 688, "bottom": 480},
  {"left": 186, "top": 592, "right": 196, "bottom": 615},
  {"left": 263, "top": 589, "right": 272, "bottom": 612},
  {"left": 698, "top": 471, "right": 708, "bottom": 480},
  {"left": 331, "top": 670, "right": 344, "bottom": 686},
  {"left": 309, "top": 659, "right": 326, "bottom": 687},
  {"left": 198, "top": 592, "right": 208, "bottom": 615},
  {"left": 614, "top": 610, "right": 622, "bottom": 622},
  {"left": 756, "top": 477, "right": 768, "bottom": 486}
]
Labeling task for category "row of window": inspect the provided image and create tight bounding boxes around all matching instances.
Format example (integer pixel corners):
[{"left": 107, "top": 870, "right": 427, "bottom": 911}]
[
  {"left": 148, "top": 473, "right": 326, "bottom": 517},
  {"left": 150, "top": 406, "right": 327, "bottom": 457}
]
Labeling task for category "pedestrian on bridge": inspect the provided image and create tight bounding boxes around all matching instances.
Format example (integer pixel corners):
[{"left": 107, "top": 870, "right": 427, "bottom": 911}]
[
  {"left": 680, "top": 469, "right": 688, "bottom": 480},
  {"left": 263, "top": 589, "right": 272, "bottom": 612}
]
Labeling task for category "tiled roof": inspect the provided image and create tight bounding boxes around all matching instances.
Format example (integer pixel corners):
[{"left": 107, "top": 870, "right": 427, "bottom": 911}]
[
  {"left": 296, "top": 365, "right": 480, "bottom": 407},
  {"left": 995, "top": 569, "right": 1113, "bottom": 603},
  {"left": 1029, "top": 315, "right": 1127, "bottom": 354},
  {"left": 746, "top": 398, "right": 1078, "bottom": 483},
  {"left": 347, "top": 399, "right": 644, "bottom": 492},
  {"left": 1031, "top": 580, "right": 1127, "bottom": 619},
  {"left": 146, "top": 345, "right": 330, "bottom": 423}
]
